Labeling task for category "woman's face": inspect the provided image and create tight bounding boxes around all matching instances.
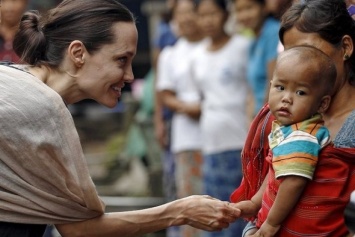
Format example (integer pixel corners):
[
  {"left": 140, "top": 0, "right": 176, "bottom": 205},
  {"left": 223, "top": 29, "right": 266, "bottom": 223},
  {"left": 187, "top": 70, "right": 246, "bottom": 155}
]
[
  {"left": 197, "top": 0, "right": 227, "bottom": 38},
  {"left": 1, "top": 0, "right": 27, "bottom": 26},
  {"left": 78, "top": 22, "right": 138, "bottom": 108},
  {"left": 174, "top": 0, "right": 199, "bottom": 39},
  {"left": 265, "top": 0, "right": 293, "bottom": 17},
  {"left": 234, "top": 0, "right": 266, "bottom": 33},
  {"left": 283, "top": 27, "right": 345, "bottom": 93}
]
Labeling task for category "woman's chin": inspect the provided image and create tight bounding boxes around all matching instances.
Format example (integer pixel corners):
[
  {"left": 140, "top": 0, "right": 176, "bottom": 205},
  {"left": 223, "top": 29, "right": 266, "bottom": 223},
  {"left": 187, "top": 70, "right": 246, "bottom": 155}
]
[{"left": 100, "top": 99, "right": 119, "bottom": 109}]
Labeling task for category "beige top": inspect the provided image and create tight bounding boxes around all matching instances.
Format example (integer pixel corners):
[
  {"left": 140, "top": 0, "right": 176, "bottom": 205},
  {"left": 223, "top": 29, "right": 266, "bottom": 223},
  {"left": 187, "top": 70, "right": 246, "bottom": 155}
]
[{"left": 0, "top": 65, "right": 105, "bottom": 224}]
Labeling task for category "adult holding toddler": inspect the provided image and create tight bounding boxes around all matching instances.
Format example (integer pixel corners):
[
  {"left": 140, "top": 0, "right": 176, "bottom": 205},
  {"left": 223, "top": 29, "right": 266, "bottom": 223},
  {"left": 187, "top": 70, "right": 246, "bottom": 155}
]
[
  {"left": 240, "top": 45, "right": 336, "bottom": 237},
  {"left": 0, "top": 0, "right": 243, "bottom": 236},
  {"left": 231, "top": 0, "right": 355, "bottom": 236}
]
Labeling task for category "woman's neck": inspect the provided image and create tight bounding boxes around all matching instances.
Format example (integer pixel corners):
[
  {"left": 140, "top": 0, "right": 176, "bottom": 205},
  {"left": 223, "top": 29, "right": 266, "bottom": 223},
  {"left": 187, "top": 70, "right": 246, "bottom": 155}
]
[
  {"left": 323, "top": 83, "right": 355, "bottom": 139},
  {"left": 28, "top": 65, "right": 83, "bottom": 105},
  {"left": 185, "top": 33, "right": 204, "bottom": 43},
  {"left": 208, "top": 32, "right": 230, "bottom": 51}
]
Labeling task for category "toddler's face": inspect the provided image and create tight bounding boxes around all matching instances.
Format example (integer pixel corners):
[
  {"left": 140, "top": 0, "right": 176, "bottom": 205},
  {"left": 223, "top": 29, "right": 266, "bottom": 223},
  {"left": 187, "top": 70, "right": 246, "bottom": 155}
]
[{"left": 268, "top": 59, "right": 327, "bottom": 126}]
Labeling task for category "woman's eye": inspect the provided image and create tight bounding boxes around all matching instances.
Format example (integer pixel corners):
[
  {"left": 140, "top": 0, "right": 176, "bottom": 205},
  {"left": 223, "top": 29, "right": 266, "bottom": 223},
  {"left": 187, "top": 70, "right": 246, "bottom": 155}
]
[
  {"left": 296, "top": 90, "right": 306, "bottom": 96},
  {"left": 117, "top": 57, "right": 128, "bottom": 66}
]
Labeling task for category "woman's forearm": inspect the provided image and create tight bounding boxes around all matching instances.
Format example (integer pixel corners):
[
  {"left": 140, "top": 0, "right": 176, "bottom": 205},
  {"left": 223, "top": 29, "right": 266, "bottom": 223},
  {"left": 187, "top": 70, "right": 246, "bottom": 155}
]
[
  {"left": 57, "top": 202, "right": 176, "bottom": 237},
  {"left": 56, "top": 195, "right": 241, "bottom": 237}
]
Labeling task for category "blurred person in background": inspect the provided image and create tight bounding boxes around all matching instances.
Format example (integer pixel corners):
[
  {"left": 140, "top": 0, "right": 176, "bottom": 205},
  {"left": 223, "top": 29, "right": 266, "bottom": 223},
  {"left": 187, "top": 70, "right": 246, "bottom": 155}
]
[
  {"left": 265, "top": 0, "right": 294, "bottom": 20},
  {"left": 156, "top": 0, "right": 205, "bottom": 236},
  {"left": 266, "top": 0, "right": 297, "bottom": 54},
  {"left": 151, "top": 1, "right": 180, "bottom": 236},
  {"left": 234, "top": 0, "right": 279, "bottom": 117},
  {"left": 191, "top": 0, "right": 251, "bottom": 236},
  {"left": 0, "top": 0, "right": 28, "bottom": 63},
  {"left": 152, "top": 0, "right": 178, "bottom": 69}
]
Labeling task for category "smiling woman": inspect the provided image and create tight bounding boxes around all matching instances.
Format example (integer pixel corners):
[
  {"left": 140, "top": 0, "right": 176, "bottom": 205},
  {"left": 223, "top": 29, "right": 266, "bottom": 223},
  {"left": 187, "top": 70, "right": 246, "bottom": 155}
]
[
  {"left": 0, "top": 0, "right": 243, "bottom": 236},
  {"left": 13, "top": 0, "right": 137, "bottom": 108}
]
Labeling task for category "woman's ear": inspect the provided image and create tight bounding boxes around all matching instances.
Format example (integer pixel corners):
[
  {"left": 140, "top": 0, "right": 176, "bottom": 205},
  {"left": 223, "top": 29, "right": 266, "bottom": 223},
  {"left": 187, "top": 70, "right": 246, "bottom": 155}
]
[
  {"left": 318, "top": 95, "right": 331, "bottom": 114},
  {"left": 342, "top": 35, "right": 354, "bottom": 60},
  {"left": 67, "top": 40, "right": 86, "bottom": 67}
]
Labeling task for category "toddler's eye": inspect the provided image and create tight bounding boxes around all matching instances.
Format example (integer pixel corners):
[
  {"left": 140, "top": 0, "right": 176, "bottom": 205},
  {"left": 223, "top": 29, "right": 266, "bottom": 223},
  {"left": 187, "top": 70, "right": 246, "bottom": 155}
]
[
  {"left": 275, "top": 85, "right": 284, "bottom": 91},
  {"left": 296, "top": 90, "right": 306, "bottom": 96}
]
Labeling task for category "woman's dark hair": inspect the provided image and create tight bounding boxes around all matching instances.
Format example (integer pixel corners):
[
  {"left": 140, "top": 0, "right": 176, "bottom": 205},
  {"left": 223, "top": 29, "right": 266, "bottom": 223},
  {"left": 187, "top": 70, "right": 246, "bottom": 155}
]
[
  {"left": 13, "top": 0, "right": 135, "bottom": 66},
  {"left": 279, "top": 0, "right": 355, "bottom": 85}
]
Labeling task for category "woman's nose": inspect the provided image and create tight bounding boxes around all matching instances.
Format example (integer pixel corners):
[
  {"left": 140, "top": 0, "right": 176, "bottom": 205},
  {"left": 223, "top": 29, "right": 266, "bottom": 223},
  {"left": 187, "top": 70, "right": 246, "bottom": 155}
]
[{"left": 124, "top": 66, "right": 134, "bottom": 83}]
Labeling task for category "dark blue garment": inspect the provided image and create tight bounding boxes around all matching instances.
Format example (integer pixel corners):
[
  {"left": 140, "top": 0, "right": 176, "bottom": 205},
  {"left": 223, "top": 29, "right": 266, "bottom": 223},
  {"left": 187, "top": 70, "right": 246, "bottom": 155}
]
[
  {"left": 153, "top": 21, "right": 177, "bottom": 50},
  {"left": 202, "top": 150, "right": 247, "bottom": 237},
  {"left": 0, "top": 222, "right": 46, "bottom": 237}
]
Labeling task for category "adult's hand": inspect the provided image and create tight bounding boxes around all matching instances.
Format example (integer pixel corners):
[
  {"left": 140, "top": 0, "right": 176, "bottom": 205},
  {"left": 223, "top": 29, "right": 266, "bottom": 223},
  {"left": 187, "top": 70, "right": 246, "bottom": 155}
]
[{"left": 171, "top": 195, "right": 241, "bottom": 231}]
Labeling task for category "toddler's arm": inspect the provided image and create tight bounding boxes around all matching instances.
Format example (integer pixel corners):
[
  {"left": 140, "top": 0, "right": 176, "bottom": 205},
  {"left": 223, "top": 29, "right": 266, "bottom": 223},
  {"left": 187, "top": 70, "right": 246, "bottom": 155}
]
[
  {"left": 253, "top": 175, "right": 308, "bottom": 237},
  {"left": 234, "top": 173, "right": 269, "bottom": 219}
]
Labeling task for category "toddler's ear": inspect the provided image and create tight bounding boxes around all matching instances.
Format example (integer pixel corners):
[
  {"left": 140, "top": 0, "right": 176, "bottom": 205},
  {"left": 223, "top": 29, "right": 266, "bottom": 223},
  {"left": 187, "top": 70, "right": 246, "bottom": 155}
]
[{"left": 318, "top": 95, "right": 331, "bottom": 114}]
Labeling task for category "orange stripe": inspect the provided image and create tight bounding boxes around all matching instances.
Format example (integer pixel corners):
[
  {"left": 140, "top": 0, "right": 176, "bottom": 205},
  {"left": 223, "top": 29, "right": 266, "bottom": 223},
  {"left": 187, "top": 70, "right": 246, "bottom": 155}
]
[{"left": 273, "top": 154, "right": 317, "bottom": 166}]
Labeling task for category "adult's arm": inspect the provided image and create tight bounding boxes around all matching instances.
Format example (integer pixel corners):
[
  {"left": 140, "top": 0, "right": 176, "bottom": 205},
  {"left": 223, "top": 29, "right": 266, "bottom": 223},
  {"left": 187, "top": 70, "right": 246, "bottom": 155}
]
[
  {"left": 56, "top": 195, "right": 241, "bottom": 237},
  {"left": 159, "top": 90, "right": 201, "bottom": 120}
]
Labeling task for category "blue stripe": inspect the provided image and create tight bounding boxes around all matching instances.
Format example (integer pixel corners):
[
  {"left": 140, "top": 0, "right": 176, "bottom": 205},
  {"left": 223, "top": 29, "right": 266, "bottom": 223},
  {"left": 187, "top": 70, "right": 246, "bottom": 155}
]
[{"left": 274, "top": 140, "right": 320, "bottom": 157}]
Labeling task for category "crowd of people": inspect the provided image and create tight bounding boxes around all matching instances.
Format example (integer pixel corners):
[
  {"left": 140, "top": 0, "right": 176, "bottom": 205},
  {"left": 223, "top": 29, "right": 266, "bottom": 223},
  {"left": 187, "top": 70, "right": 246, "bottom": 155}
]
[{"left": 0, "top": 0, "right": 355, "bottom": 237}]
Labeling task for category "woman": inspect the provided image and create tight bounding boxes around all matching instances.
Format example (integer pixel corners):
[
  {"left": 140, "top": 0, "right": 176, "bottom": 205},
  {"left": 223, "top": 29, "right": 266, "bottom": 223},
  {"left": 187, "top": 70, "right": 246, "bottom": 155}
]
[
  {"left": 234, "top": 0, "right": 280, "bottom": 116},
  {"left": 191, "top": 0, "right": 251, "bottom": 236},
  {"left": 0, "top": 0, "right": 242, "bottom": 236},
  {"left": 156, "top": 0, "right": 205, "bottom": 236},
  {"left": 231, "top": 0, "right": 355, "bottom": 236}
]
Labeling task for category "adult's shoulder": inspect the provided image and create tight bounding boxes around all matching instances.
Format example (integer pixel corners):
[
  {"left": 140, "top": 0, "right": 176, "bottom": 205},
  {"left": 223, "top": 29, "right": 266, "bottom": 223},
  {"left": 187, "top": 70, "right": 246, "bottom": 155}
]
[{"left": 0, "top": 65, "right": 69, "bottom": 122}]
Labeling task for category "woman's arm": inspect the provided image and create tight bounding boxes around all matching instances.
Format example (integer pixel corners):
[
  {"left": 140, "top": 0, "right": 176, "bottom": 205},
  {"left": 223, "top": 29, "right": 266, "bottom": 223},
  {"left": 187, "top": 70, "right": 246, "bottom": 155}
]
[
  {"left": 159, "top": 90, "right": 201, "bottom": 120},
  {"left": 56, "top": 195, "right": 241, "bottom": 237}
]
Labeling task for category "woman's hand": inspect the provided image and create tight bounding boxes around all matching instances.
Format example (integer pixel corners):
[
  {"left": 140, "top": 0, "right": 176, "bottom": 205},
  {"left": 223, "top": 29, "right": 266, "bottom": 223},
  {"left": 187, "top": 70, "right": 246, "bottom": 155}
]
[{"left": 171, "top": 195, "right": 241, "bottom": 231}]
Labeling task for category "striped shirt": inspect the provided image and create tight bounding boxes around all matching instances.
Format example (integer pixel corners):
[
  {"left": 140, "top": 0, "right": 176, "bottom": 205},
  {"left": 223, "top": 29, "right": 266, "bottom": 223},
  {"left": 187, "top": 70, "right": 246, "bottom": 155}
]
[{"left": 268, "top": 114, "right": 331, "bottom": 180}]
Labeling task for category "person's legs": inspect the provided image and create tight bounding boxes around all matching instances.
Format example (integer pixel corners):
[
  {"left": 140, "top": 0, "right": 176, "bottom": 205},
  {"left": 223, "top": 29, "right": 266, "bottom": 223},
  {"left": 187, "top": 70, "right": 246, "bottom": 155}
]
[
  {"left": 162, "top": 149, "right": 181, "bottom": 237},
  {"left": 175, "top": 150, "right": 204, "bottom": 237},
  {"left": 160, "top": 120, "right": 180, "bottom": 237},
  {"left": 202, "top": 150, "right": 246, "bottom": 237},
  {"left": 175, "top": 150, "right": 203, "bottom": 197}
]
